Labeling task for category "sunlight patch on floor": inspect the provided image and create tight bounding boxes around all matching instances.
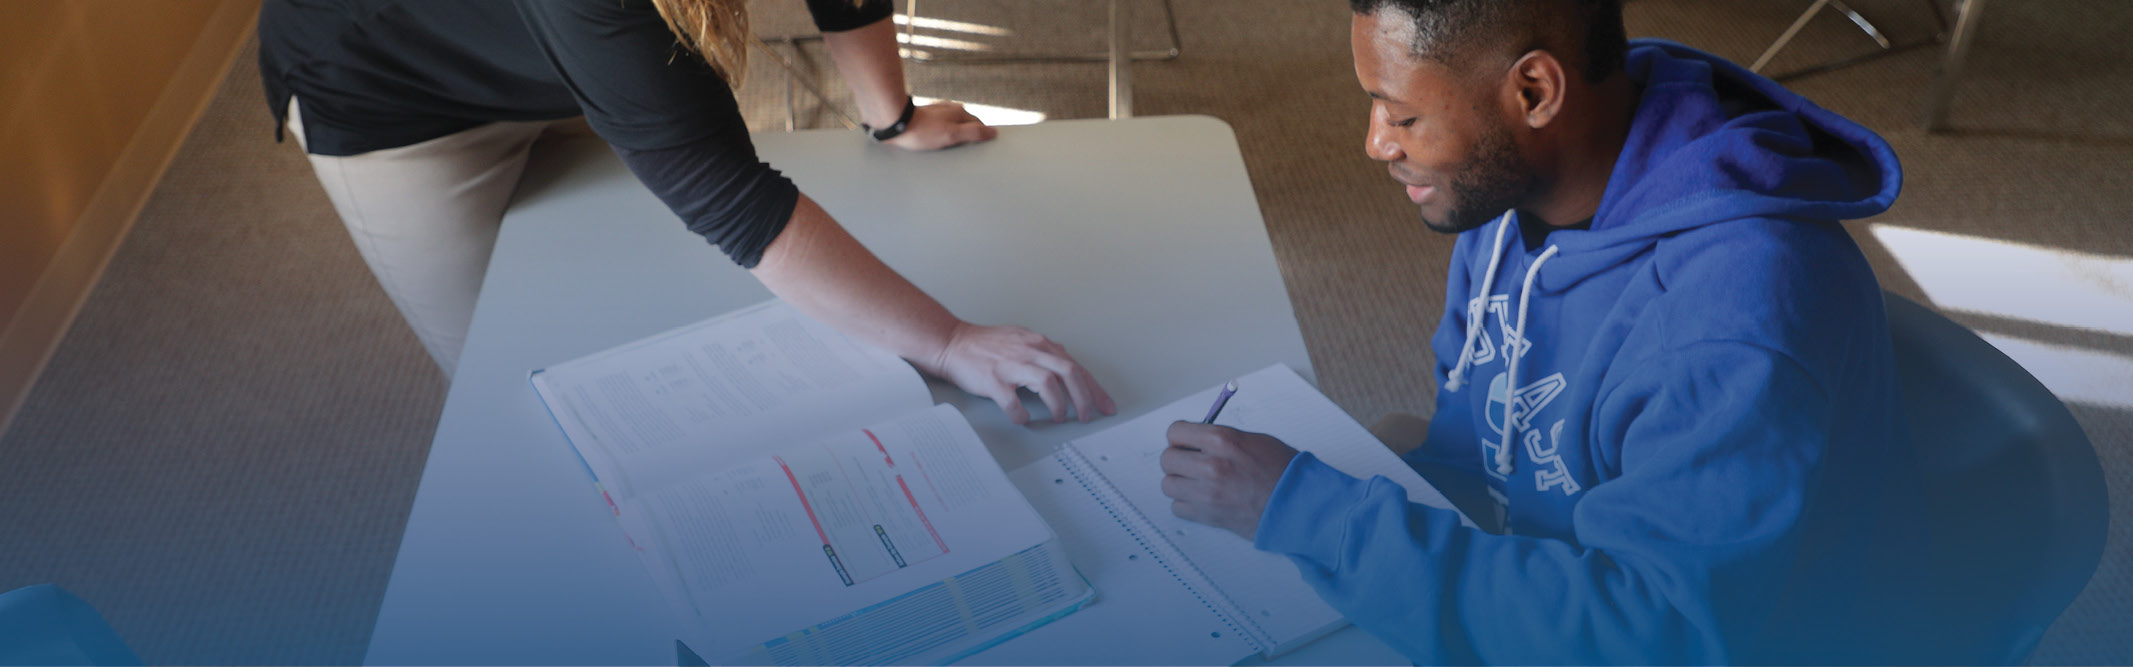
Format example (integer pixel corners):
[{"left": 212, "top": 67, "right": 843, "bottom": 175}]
[
  {"left": 891, "top": 14, "right": 1012, "bottom": 37},
  {"left": 1871, "top": 224, "right": 2133, "bottom": 337},
  {"left": 894, "top": 32, "right": 992, "bottom": 53}
]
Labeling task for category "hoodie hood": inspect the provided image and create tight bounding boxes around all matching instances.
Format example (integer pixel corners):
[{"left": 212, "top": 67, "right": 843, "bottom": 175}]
[
  {"left": 1536, "top": 39, "right": 1903, "bottom": 291},
  {"left": 1440, "top": 38, "right": 1907, "bottom": 475}
]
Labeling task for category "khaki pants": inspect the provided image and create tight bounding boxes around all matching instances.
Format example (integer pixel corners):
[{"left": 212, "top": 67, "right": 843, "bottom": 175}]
[{"left": 285, "top": 99, "right": 583, "bottom": 377}]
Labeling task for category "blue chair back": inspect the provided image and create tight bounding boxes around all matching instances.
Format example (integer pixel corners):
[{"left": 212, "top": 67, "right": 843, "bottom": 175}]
[
  {"left": 0, "top": 584, "right": 141, "bottom": 666},
  {"left": 1884, "top": 292, "right": 2108, "bottom": 664}
]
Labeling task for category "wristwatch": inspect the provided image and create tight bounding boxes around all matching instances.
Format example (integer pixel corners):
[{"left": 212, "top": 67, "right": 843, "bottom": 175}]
[{"left": 863, "top": 96, "right": 917, "bottom": 142}]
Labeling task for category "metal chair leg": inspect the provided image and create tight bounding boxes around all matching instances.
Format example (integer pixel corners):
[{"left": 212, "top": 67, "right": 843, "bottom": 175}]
[
  {"left": 1831, "top": 0, "right": 1895, "bottom": 50},
  {"left": 1923, "top": 0, "right": 1987, "bottom": 131},
  {"left": 1752, "top": 0, "right": 1893, "bottom": 72},
  {"left": 899, "top": 0, "right": 1182, "bottom": 64},
  {"left": 753, "top": 37, "right": 861, "bottom": 131},
  {"left": 1108, "top": 0, "right": 1131, "bottom": 118},
  {"left": 1752, "top": 0, "right": 1837, "bottom": 72},
  {"left": 1751, "top": 0, "right": 1950, "bottom": 81}
]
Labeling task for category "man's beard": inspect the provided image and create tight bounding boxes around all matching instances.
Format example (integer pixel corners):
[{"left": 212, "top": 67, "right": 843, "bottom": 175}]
[{"left": 1420, "top": 123, "right": 1539, "bottom": 235}]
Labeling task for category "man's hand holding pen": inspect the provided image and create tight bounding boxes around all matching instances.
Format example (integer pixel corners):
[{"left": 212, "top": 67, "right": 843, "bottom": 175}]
[{"left": 1161, "top": 382, "right": 1301, "bottom": 541}]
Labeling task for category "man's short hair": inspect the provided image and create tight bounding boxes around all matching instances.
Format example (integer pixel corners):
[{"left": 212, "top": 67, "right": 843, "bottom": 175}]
[{"left": 1349, "top": 0, "right": 1627, "bottom": 84}]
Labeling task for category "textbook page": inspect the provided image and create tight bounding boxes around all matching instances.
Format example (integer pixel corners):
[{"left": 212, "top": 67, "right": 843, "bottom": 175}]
[
  {"left": 1068, "top": 364, "right": 1465, "bottom": 654},
  {"left": 617, "top": 404, "right": 1084, "bottom": 665},
  {"left": 532, "top": 300, "right": 931, "bottom": 500}
]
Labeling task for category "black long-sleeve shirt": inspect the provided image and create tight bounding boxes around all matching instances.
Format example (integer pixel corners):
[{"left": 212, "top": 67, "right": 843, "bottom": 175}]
[{"left": 258, "top": 0, "right": 892, "bottom": 266}]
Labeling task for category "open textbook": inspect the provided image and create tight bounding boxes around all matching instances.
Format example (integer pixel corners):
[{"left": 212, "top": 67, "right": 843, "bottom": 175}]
[
  {"left": 532, "top": 299, "right": 1465, "bottom": 665},
  {"left": 530, "top": 301, "right": 1089, "bottom": 665}
]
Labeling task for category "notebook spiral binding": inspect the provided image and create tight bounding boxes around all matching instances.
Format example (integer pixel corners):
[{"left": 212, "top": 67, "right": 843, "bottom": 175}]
[{"left": 1056, "top": 445, "right": 1273, "bottom": 652}]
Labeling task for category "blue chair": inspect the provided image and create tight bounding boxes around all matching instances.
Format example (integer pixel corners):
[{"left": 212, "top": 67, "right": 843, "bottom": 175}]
[
  {"left": 0, "top": 585, "right": 141, "bottom": 666},
  {"left": 1883, "top": 291, "right": 2109, "bottom": 664}
]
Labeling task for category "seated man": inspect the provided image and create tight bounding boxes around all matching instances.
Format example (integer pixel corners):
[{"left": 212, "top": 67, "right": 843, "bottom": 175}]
[{"left": 1158, "top": 0, "right": 1928, "bottom": 662}]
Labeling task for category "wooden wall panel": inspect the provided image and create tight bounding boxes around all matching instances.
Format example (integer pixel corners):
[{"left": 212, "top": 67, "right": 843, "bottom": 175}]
[{"left": 0, "top": 0, "right": 261, "bottom": 433}]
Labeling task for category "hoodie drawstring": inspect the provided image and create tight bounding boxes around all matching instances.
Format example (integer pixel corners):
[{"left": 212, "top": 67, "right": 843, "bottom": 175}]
[
  {"left": 1495, "top": 244, "right": 1558, "bottom": 476},
  {"left": 1445, "top": 211, "right": 1515, "bottom": 392}
]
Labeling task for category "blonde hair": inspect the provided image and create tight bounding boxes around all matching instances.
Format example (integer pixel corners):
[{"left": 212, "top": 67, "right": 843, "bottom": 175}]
[
  {"left": 651, "top": 0, "right": 868, "bottom": 87},
  {"left": 650, "top": 0, "right": 754, "bottom": 85}
]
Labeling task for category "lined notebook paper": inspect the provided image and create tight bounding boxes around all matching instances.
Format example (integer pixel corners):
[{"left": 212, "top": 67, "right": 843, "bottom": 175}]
[{"left": 967, "top": 363, "right": 1465, "bottom": 665}]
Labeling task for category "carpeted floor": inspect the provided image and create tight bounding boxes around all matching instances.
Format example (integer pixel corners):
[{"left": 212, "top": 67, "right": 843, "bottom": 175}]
[{"left": 3, "top": 0, "right": 2127, "bottom": 663}]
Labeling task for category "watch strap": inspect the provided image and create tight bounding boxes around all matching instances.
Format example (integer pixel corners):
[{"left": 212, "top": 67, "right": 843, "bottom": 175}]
[{"left": 863, "top": 96, "right": 918, "bottom": 142}]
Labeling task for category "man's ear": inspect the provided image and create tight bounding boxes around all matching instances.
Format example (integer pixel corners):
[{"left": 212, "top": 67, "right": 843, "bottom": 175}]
[{"left": 1506, "top": 50, "right": 1567, "bottom": 129}]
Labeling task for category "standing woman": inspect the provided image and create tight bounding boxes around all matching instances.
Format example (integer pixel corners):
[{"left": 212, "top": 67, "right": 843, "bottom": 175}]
[{"left": 259, "top": 0, "right": 1113, "bottom": 424}]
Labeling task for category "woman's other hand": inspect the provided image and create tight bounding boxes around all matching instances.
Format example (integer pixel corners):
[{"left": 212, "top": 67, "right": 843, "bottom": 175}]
[{"left": 884, "top": 101, "right": 998, "bottom": 151}]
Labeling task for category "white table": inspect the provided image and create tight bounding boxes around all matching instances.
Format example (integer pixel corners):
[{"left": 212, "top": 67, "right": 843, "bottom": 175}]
[{"left": 362, "top": 116, "right": 1407, "bottom": 666}]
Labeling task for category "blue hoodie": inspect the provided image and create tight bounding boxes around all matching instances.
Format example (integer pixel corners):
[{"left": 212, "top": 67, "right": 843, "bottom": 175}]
[{"left": 1253, "top": 40, "right": 1928, "bottom": 663}]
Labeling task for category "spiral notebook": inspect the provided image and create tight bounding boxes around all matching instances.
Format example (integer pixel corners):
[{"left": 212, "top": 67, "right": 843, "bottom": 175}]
[{"left": 965, "top": 364, "right": 1466, "bottom": 665}]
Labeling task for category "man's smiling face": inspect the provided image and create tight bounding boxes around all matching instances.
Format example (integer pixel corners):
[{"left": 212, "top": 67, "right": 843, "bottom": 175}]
[{"left": 1352, "top": 9, "right": 1538, "bottom": 234}]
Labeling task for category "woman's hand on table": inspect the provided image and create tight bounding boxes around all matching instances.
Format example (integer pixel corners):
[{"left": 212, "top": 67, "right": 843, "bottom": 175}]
[
  {"left": 925, "top": 322, "right": 1116, "bottom": 425},
  {"left": 883, "top": 101, "right": 998, "bottom": 151}
]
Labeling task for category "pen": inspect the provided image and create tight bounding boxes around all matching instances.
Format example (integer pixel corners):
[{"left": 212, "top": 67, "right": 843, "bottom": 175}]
[{"left": 1201, "top": 381, "right": 1238, "bottom": 424}]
